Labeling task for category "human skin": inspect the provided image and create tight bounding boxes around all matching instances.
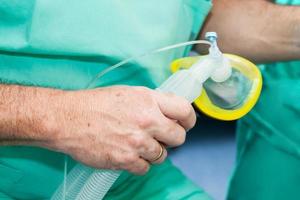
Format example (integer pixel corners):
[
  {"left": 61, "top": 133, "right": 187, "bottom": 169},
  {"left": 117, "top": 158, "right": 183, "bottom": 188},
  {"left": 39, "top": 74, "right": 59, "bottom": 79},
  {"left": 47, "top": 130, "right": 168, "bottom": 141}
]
[
  {"left": 0, "top": 84, "right": 196, "bottom": 175},
  {"left": 198, "top": 0, "right": 300, "bottom": 63}
]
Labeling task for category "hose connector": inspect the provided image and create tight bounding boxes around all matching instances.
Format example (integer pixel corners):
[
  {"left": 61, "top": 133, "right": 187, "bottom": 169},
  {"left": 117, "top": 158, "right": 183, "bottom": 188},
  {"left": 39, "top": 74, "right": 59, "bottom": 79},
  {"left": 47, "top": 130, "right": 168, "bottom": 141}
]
[
  {"left": 205, "top": 32, "right": 218, "bottom": 45},
  {"left": 205, "top": 32, "right": 232, "bottom": 82}
]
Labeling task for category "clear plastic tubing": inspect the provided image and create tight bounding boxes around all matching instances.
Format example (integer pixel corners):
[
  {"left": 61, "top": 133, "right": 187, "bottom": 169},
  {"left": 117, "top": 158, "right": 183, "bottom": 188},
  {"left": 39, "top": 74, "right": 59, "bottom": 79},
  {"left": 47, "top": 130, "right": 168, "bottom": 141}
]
[{"left": 51, "top": 40, "right": 213, "bottom": 200}]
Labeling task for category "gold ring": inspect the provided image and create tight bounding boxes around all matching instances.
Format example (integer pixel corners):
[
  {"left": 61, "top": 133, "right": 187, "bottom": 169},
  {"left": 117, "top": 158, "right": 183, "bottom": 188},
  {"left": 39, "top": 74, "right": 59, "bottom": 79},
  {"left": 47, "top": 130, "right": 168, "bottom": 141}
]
[{"left": 149, "top": 143, "right": 164, "bottom": 163}]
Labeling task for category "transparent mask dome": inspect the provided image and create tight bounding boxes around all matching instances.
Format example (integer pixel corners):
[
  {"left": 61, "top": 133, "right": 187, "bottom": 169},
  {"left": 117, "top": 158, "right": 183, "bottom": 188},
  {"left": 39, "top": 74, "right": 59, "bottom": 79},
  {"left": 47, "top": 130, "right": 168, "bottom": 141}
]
[{"left": 203, "top": 68, "right": 253, "bottom": 110}]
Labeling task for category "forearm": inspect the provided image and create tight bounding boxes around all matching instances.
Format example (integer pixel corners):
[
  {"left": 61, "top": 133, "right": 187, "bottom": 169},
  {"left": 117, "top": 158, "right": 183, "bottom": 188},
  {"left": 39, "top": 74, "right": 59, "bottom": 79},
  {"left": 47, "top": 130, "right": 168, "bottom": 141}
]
[
  {"left": 0, "top": 84, "right": 62, "bottom": 147},
  {"left": 198, "top": 0, "right": 300, "bottom": 63}
]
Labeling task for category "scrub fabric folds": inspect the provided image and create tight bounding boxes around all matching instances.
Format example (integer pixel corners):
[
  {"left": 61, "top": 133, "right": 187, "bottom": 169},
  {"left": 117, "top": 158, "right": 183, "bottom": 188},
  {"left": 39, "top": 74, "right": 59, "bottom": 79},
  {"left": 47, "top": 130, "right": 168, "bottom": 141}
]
[
  {"left": 0, "top": 0, "right": 212, "bottom": 199},
  {"left": 227, "top": 0, "right": 300, "bottom": 199}
]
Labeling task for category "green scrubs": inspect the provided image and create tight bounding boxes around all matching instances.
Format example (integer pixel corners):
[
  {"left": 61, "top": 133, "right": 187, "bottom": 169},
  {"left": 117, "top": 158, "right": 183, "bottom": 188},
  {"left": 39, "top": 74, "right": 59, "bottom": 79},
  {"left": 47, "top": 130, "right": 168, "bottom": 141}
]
[
  {"left": 0, "top": 0, "right": 212, "bottom": 199},
  {"left": 227, "top": 0, "right": 300, "bottom": 199}
]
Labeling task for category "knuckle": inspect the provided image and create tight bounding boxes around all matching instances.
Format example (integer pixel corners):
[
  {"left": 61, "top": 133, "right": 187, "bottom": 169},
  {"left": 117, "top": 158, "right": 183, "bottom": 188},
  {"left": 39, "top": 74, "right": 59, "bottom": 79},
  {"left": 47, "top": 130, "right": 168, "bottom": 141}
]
[
  {"left": 165, "top": 122, "right": 174, "bottom": 133},
  {"left": 173, "top": 130, "right": 186, "bottom": 146},
  {"left": 136, "top": 116, "right": 155, "bottom": 129},
  {"left": 164, "top": 122, "right": 177, "bottom": 136},
  {"left": 135, "top": 87, "right": 157, "bottom": 104},
  {"left": 134, "top": 87, "right": 153, "bottom": 99},
  {"left": 181, "top": 103, "right": 193, "bottom": 119},
  {"left": 128, "top": 134, "right": 146, "bottom": 149},
  {"left": 165, "top": 92, "right": 176, "bottom": 98},
  {"left": 123, "top": 153, "right": 139, "bottom": 165}
]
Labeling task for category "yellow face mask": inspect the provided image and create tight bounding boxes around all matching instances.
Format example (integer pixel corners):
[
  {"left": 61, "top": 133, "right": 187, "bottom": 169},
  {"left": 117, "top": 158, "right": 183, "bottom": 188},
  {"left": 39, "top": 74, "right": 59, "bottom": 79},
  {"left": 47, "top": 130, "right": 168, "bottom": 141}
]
[{"left": 170, "top": 54, "right": 263, "bottom": 121}]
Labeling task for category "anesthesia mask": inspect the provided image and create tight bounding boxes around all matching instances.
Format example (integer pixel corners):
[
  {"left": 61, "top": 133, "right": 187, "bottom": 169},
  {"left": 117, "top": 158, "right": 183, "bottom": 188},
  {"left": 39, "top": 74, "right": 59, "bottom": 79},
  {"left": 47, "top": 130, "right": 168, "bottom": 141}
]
[{"left": 160, "top": 32, "right": 262, "bottom": 120}]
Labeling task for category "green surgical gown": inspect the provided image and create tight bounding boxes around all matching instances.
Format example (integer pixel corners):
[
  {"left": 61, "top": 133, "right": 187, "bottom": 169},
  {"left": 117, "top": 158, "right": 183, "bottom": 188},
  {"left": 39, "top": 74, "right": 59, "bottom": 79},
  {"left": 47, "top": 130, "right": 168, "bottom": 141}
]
[
  {"left": 0, "top": 0, "right": 212, "bottom": 199},
  {"left": 227, "top": 0, "right": 300, "bottom": 199}
]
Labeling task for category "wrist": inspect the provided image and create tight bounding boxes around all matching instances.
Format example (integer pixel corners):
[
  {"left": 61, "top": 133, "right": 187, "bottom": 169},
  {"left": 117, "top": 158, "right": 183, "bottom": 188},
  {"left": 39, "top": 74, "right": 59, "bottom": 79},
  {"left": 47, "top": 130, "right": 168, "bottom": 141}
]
[
  {"left": 41, "top": 89, "right": 92, "bottom": 153},
  {"left": 38, "top": 89, "right": 72, "bottom": 151},
  {"left": 16, "top": 85, "right": 67, "bottom": 149}
]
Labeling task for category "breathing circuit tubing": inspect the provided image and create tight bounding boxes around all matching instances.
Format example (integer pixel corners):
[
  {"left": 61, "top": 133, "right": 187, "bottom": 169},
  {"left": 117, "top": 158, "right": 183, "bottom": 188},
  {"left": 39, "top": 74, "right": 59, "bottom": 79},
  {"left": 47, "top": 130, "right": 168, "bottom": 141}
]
[
  {"left": 86, "top": 40, "right": 211, "bottom": 89},
  {"left": 51, "top": 39, "right": 212, "bottom": 200}
]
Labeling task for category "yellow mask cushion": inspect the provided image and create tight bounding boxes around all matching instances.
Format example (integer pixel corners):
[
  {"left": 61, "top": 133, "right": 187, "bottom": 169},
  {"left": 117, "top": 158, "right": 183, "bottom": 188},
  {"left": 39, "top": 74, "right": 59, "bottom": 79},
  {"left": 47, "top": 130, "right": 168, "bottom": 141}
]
[{"left": 170, "top": 54, "right": 263, "bottom": 121}]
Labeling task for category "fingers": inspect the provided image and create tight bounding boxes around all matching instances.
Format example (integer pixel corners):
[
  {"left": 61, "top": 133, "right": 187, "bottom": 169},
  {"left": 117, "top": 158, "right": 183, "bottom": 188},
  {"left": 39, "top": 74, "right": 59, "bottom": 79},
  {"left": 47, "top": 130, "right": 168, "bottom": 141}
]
[
  {"left": 126, "top": 133, "right": 167, "bottom": 164},
  {"left": 120, "top": 140, "right": 167, "bottom": 174},
  {"left": 126, "top": 158, "right": 150, "bottom": 175},
  {"left": 154, "top": 91, "right": 196, "bottom": 131},
  {"left": 148, "top": 144, "right": 167, "bottom": 164},
  {"left": 137, "top": 137, "right": 167, "bottom": 164},
  {"left": 151, "top": 119, "right": 187, "bottom": 147}
]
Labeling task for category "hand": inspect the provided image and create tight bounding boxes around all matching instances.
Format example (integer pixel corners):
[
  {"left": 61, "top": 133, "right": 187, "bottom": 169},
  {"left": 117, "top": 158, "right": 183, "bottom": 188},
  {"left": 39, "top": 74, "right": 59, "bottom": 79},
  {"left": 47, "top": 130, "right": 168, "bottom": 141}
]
[{"left": 46, "top": 86, "right": 196, "bottom": 175}]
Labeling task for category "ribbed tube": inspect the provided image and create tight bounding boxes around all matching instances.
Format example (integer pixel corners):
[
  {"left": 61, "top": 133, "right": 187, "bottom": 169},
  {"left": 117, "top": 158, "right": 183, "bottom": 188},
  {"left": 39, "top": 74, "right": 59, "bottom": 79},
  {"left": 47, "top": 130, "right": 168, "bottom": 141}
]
[{"left": 51, "top": 164, "right": 120, "bottom": 200}]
